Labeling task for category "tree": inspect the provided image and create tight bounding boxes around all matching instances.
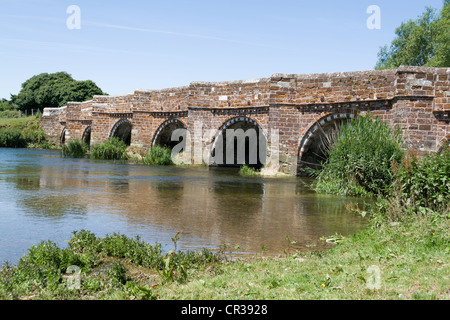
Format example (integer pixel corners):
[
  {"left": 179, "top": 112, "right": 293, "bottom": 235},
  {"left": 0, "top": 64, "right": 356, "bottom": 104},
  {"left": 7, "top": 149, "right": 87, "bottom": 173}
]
[
  {"left": 0, "top": 98, "right": 15, "bottom": 111},
  {"left": 11, "top": 72, "right": 106, "bottom": 111},
  {"left": 375, "top": 0, "right": 450, "bottom": 70}
]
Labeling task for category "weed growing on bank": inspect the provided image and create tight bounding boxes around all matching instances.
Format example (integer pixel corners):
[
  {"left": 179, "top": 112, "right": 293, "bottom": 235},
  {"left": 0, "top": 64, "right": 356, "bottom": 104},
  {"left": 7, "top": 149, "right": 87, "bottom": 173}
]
[
  {"left": 90, "top": 137, "right": 129, "bottom": 161},
  {"left": 61, "top": 139, "right": 88, "bottom": 158},
  {"left": 391, "top": 147, "right": 450, "bottom": 213},
  {"left": 0, "top": 230, "right": 222, "bottom": 300},
  {"left": 142, "top": 145, "right": 174, "bottom": 166},
  {"left": 0, "top": 116, "right": 55, "bottom": 149},
  {"left": 310, "top": 115, "right": 404, "bottom": 197},
  {"left": 239, "top": 165, "right": 260, "bottom": 177}
]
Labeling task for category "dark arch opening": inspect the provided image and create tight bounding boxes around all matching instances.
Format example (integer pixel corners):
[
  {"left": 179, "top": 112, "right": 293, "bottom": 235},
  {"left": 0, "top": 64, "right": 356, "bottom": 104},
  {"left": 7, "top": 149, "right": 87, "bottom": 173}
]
[
  {"left": 82, "top": 126, "right": 91, "bottom": 147},
  {"left": 60, "top": 128, "right": 66, "bottom": 146},
  {"left": 297, "top": 114, "right": 353, "bottom": 175},
  {"left": 211, "top": 117, "right": 267, "bottom": 169},
  {"left": 153, "top": 120, "right": 186, "bottom": 150},
  {"left": 111, "top": 120, "right": 132, "bottom": 146}
]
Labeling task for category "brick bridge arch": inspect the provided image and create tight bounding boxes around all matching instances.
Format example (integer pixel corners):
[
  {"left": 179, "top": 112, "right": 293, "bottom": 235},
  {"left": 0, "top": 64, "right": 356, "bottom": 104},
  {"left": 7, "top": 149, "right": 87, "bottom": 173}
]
[
  {"left": 82, "top": 126, "right": 91, "bottom": 145},
  {"left": 60, "top": 127, "right": 66, "bottom": 145},
  {"left": 297, "top": 111, "right": 357, "bottom": 174},
  {"left": 209, "top": 116, "right": 267, "bottom": 168},
  {"left": 110, "top": 119, "right": 132, "bottom": 145},
  {"left": 152, "top": 118, "right": 187, "bottom": 149}
]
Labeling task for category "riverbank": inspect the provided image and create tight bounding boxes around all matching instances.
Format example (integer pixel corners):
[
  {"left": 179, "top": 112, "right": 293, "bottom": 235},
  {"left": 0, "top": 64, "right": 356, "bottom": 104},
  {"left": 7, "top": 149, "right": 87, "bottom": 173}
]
[
  {"left": 0, "top": 200, "right": 448, "bottom": 300},
  {"left": 0, "top": 115, "right": 56, "bottom": 149}
]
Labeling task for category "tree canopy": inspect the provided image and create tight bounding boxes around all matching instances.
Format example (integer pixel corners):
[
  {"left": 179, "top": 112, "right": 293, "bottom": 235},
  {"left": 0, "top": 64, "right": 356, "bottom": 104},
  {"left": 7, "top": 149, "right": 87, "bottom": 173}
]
[
  {"left": 375, "top": 0, "right": 449, "bottom": 70},
  {"left": 11, "top": 72, "right": 106, "bottom": 111}
]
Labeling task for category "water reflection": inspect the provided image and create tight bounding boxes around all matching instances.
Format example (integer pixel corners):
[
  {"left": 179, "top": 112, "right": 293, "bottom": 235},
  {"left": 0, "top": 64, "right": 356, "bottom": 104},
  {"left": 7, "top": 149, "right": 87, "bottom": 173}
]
[{"left": 0, "top": 148, "right": 368, "bottom": 264}]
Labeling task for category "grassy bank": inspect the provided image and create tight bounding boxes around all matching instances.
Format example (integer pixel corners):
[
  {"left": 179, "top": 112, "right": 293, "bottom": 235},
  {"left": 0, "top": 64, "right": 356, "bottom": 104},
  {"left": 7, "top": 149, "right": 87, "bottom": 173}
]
[
  {"left": 158, "top": 207, "right": 449, "bottom": 300},
  {"left": 0, "top": 115, "right": 55, "bottom": 149}
]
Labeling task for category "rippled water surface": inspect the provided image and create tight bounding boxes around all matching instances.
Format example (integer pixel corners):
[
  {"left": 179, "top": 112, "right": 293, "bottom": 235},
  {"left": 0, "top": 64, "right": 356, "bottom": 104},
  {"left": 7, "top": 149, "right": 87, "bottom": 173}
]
[{"left": 0, "top": 148, "right": 368, "bottom": 264}]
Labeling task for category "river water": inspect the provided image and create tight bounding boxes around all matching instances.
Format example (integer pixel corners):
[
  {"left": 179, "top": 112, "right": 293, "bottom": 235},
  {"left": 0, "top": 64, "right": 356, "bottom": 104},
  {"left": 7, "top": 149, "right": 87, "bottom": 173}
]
[{"left": 0, "top": 148, "right": 368, "bottom": 264}]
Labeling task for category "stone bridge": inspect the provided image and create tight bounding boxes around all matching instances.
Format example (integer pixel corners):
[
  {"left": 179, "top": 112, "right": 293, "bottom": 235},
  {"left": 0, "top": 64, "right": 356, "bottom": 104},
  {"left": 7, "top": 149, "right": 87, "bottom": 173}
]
[{"left": 40, "top": 66, "right": 450, "bottom": 175}]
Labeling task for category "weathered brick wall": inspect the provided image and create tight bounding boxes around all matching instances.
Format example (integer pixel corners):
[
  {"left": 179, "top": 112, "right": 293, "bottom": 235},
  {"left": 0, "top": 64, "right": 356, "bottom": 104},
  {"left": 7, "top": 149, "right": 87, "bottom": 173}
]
[
  {"left": 41, "top": 106, "right": 67, "bottom": 144},
  {"left": 40, "top": 66, "right": 449, "bottom": 175}
]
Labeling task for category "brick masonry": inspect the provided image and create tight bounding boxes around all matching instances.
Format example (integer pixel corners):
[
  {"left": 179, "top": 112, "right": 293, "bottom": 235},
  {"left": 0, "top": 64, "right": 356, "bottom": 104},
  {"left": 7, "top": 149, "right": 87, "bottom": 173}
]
[{"left": 41, "top": 66, "right": 450, "bottom": 175}]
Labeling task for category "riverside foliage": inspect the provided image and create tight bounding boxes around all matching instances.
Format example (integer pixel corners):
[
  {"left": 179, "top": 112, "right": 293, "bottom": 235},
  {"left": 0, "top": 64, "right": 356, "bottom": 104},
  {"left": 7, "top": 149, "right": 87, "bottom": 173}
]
[
  {"left": 0, "top": 116, "right": 51, "bottom": 149},
  {"left": 142, "top": 145, "right": 174, "bottom": 166},
  {"left": 90, "top": 137, "right": 129, "bottom": 161},
  {"left": 61, "top": 139, "right": 89, "bottom": 158},
  {"left": 310, "top": 114, "right": 404, "bottom": 197}
]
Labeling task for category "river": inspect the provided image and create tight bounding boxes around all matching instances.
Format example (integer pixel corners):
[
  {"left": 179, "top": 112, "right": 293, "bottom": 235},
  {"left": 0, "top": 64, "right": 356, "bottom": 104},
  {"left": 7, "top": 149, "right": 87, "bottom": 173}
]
[{"left": 0, "top": 148, "right": 368, "bottom": 264}]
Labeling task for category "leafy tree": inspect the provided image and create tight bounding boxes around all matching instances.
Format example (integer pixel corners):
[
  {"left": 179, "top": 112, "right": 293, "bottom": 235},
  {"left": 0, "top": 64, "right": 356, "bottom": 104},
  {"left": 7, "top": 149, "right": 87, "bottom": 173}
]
[
  {"left": 375, "top": 0, "right": 449, "bottom": 69},
  {"left": 11, "top": 72, "right": 106, "bottom": 111}
]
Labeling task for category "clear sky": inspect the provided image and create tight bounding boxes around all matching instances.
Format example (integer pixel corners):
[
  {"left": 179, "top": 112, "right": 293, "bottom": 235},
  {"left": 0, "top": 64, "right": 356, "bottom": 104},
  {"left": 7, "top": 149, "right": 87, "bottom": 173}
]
[{"left": 0, "top": 0, "right": 445, "bottom": 99}]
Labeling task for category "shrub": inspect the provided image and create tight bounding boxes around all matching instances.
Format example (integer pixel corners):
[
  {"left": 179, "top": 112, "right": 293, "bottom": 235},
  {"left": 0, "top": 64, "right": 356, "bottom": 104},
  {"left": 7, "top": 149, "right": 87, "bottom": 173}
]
[
  {"left": 99, "top": 233, "right": 164, "bottom": 269},
  {"left": 143, "top": 145, "right": 174, "bottom": 166},
  {"left": 90, "top": 137, "right": 129, "bottom": 160},
  {"left": 61, "top": 139, "right": 88, "bottom": 158},
  {"left": 21, "top": 121, "right": 46, "bottom": 145},
  {"left": 311, "top": 114, "right": 404, "bottom": 196},
  {"left": 392, "top": 147, "right": 450, "bottom": 211},
  {"left": 239, "top": 165, "right": 260, "bottom": 177},
  {"left": 0, "top": 110, "right": 20, "bottom": 118},
  {"left": 0, "top": 128, "right": 27, "bottom": 148},
  {"left": 106, "top": 261, "right": 128, "bottom": 287}
]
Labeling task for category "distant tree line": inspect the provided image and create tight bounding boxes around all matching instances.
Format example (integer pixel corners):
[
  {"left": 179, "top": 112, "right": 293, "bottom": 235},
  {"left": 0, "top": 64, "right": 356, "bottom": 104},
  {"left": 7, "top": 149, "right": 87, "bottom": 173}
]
[{"left": 1, "top": 72, "right": 106, "bottom": 113}]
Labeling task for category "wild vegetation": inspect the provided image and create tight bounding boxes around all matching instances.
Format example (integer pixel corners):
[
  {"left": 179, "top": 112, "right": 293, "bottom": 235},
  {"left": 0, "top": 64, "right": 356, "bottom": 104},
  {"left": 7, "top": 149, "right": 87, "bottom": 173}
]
[
  {"left": 0, "top": 115, "right": 54, "bottom": 149},
  {"left": 142, "top": 145, "right": 174, "bottom": 166},
  {"left": 0, "top": 231, "right": 221, "bottom": 300},
  {"left": 239, "top": 165, "right": 261, "bottom": 177},
  {"left": 90, "top": 137, "right": 129, "bottom": 161},
  {"left": 61, "top": 139, "right": 89, "bottom": 158},
  {"left": 309, "top": 115, "right": 404, "bottom": 197}
]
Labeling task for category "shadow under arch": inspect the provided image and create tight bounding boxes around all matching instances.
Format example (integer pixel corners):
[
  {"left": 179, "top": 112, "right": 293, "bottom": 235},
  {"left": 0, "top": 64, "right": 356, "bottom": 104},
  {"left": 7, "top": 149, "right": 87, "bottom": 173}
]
[
  {"left": 152, "top": 119, "right": 187, "bottom": 150},
  {"left": 297, "top": 112, "right": 356, "bottom": 175},
  {"left": 82, "top": 126, "right": 91, "bottom": 146},
  {"left": 210, "top": 116, "right": 267, "bottom": 168},
  {"left": 60, "top": 127, "right": 66, "bottom": 146},
  {"left": 110, "top": 119, "right": 132, "bottom": 146}
]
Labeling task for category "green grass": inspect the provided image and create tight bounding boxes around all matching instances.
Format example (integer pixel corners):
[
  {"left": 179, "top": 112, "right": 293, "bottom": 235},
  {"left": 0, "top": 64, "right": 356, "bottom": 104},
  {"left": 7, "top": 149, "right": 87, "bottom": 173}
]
[
  {"left": 310, "top": 114, "right": 404, "bottom": 197},
  {"left": 0, "top": 116, "right": 55, "bottom": 149},
  {"left": 0, "top": 230, "right": 221, "bottom": 300},
  {"left": 62, "top": 139, "right": 88, "bottom": 158},
  {"left": 142, "top": 145, "right": 174, "bottom": 166},
  {"left": 239, "top": 165, "right": 260, "bottom": 177},
  {"left": 0, "top": 116, "right": 36, "bottom": 128},
  {"left": 157, "top": 204, "right": 449, "bottom": 300},
  {"left": 90, "top": 137, "right": 129, "bottom": 161},
  {"left": 392, "top": 147, "right": 450, "bottom": 212}
]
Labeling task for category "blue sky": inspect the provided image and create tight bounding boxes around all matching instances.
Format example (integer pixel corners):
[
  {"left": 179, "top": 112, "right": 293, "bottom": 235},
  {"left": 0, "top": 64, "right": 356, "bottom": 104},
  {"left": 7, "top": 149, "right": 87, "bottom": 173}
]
[{"left": 0, "top": 0, "right": 445, "bottom": 99}]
